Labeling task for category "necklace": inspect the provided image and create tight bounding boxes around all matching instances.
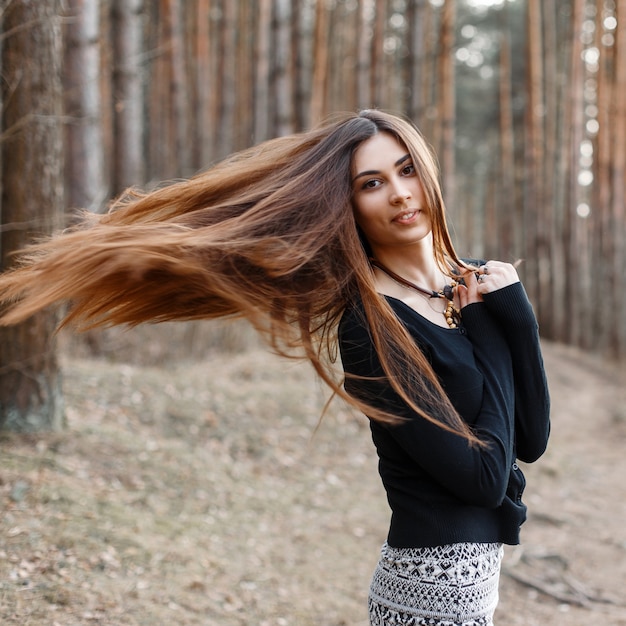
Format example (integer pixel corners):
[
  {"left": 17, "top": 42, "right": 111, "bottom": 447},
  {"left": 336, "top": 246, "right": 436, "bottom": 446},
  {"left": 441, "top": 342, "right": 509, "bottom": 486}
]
[{"left": 370, "top": 258, "right": 461, "bottom": 329}]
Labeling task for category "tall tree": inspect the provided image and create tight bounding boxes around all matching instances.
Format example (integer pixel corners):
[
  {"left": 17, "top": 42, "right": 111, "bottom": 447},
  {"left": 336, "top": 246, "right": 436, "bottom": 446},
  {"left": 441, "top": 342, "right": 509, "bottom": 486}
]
[
  {"left": 608, "top": 0, "right": 626, "bottom": 356},
  {"left": 112, "top": 0, "right": 145, "bottom": 193},
  {"left": 254, "top": 0, "right": 272, "bottom": 143},
  {"left": 310, "top": 0, "right": 330, "bottom": 123},
  {"left": 356, "top": 0, "right": 372, "bottom": 110},
  {"left": 63, "top": 0, "right": 106, "bottom": 212},
  {"left": 0, "top": 0, "right": 65, "bottom": 431},
  {"left": 437, "top": 0, "right": 456, "bottom": 210},
  {"left": 274, "top": 0, "right": 295, "bottom": 137},
  {"left": 406, "top": 0, "right": 429, "bottom": 121}
]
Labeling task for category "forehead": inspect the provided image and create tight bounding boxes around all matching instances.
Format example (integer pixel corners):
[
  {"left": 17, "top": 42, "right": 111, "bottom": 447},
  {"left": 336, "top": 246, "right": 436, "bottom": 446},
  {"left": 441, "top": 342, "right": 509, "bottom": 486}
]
[{"left": 352, "top": 132, "right": 408, "bottom": 174}]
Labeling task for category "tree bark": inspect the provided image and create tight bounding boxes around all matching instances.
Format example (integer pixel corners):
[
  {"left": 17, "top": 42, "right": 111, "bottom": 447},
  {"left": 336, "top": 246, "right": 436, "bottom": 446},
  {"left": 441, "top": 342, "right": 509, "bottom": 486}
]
[
  {"left": 406, "top": 0, "right": 428, "bottom": 122},
  {"left": 438, "top": 0, "right": 456, "bottom": 209},
  {"left": 254, "top": 0, "right": 272, "bottom": 142},
  {"left": 112, "top": 0, "right": 144, "bottom": 192},
  {"left": 563, "top": 0, "right": 586, "bottom": 348},
  {"left": 63, "top": 0, "right": 106, "bottom": 212},
  {"left": 168, "top": 0, "right": 191, "bottom": 173},
  {"left": 274, "top": 0, "right": 294, "bottom": 137},
  {"left": 609, "top": 0, "right": 626, "bottom": 356},
  {"left": 356, "top": 0, "right": 372, "bottom": 110},
  {"left": 310, "top": 0, "right": 329, "bottom": 123},
  {"left": 0, "top": 0, "right": 65, "bottom": 432},
  {"left": 217, "top": 0, "right": 236, "bottom": 157}
]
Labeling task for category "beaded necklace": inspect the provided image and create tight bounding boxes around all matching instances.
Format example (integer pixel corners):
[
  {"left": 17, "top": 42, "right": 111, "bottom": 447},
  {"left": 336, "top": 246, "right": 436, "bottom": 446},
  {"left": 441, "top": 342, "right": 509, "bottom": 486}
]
[{"left": 370, "top": 258, "right": 461, "bottom": 329}]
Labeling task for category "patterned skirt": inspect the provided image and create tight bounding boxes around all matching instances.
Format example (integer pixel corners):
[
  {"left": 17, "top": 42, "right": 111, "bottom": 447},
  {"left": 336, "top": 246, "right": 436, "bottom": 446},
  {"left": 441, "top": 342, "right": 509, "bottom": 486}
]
[{"left": 368, "top": 542, "right": 504, "bottom": 626}]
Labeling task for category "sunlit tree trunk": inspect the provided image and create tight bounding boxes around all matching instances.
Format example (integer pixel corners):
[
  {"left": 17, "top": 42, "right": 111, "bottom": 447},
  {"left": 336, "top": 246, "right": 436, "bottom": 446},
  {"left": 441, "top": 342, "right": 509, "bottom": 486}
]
[
  {"left": 254, "top": 0, "right": 272, "bottom": 142},
  {"left": 523, "top": 0, "right": 545, "bottom": 320},
  {"left": 274, "top": 0, "right": 294, "bottom": 137},
  {"left": 217, "top": 0, "right": 236, "bottom": 157},
  {"left": 168, "top": 0, "right": 191, "bottom": 173},
  {"left": 438, "top": 0, "right": 456, "bottom": 209},
  {"left": 370, "top": 0, "right": 386, "bottom": 108},
  {"left": 539, "top": 0, "right": 559, "bottom": 339},
  {"left": 291, "top": 0, "right": 305, "bottom": 130},
  {"left": 112, "top": 0, "right": 144, "bottom": 192},
  {"left": 195, "top": 0, "right": 212, "bottom": 166},
  {"left": 497, "top": 28, "right": 515, "bottom": 259},
  {"left": 63, "top": 0, "right": 106, "bottom": 212},
  {"left": 146, "top": 1, "right": 172, "bottom": 180},
  {"left": 609, "top": 0, "right": 626, "bottom": 356},
  {"left": 356, "top": 0, "right": 372, "bottom": 110},
  {"left": 235, "top": 0, "right": 254, "bottom": 149},
  {"left": 406, "top": 0, "right": 428, "bottom": 122},
  {"left": 563, "top": 0, "right": 586, "bottom": 348},
  {"left": 592, "top": 0, "right": 614, "bottom": 352},
  {"left": 310, "top": 0, "right": 329, "bottom": 123},
  {"left": 0, "top": 0, "right": 65, "bottom": 432}
]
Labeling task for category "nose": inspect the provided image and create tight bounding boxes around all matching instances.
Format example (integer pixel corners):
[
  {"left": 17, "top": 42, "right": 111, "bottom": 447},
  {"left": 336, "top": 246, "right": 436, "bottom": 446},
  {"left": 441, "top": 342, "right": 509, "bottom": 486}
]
[{"left": 389, "top": 177, "right": 412, "bottom": 205}]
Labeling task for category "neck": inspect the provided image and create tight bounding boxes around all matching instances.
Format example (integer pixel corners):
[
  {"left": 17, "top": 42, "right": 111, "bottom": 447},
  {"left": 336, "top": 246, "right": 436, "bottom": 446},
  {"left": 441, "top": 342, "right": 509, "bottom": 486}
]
[{"left": 371, "top": 242, "right": 443, "bottom": 292}]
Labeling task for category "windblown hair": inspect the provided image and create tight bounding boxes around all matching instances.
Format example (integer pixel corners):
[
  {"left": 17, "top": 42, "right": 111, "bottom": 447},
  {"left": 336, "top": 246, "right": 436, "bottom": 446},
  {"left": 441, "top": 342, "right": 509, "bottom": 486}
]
[{"left": 0, "top": 110, "right": 478, "bottom": 444}]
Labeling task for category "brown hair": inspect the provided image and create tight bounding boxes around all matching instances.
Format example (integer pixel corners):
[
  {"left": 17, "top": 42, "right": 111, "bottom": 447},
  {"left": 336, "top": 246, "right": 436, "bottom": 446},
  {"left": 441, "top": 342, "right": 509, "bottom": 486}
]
[{"left": 0, "top": 110, "right": 478, "bottom": 443}]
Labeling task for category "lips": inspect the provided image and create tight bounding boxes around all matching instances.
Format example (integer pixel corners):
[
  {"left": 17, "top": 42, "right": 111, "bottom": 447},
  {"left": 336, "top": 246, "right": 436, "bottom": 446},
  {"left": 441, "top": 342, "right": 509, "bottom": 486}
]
[{"left": 393, "top": 209, "right": 421, "bottom": 224}]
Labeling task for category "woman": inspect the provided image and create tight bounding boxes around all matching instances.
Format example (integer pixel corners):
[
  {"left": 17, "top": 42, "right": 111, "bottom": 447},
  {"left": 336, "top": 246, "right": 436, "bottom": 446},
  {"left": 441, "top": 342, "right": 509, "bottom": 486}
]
[{"left": 0, "top": 110, "right": 550, "bottom": 625}]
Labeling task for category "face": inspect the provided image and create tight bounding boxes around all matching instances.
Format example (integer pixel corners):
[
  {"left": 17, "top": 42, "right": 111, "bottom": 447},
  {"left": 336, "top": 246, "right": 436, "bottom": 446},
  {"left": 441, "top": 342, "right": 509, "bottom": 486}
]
[{"left": 351, "top": 132, "right": 431, "bottom": 257}]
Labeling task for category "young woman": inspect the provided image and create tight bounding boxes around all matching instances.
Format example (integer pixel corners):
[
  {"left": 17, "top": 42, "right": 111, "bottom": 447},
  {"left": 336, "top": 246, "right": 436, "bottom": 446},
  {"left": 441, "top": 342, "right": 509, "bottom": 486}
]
[{"left": 0, "top": 110, "right": 550, "bottom": 625}]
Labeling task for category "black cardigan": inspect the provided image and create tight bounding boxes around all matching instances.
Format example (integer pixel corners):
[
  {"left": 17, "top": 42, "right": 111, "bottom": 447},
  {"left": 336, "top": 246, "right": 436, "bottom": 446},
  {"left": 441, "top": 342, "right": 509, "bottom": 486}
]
[{"left": 338, "top": 282, "right": 550, "bottom": 548}]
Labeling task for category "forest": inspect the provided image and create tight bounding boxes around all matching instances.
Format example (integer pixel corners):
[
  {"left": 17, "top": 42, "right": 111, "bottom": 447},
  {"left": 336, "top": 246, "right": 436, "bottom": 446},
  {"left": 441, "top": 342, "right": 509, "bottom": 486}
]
[
  {"left": 1, "top": 2, "right": 626, "bottom": 625},
  {"left": 0, "top": 0, "right": 625, "bottom": 429}
]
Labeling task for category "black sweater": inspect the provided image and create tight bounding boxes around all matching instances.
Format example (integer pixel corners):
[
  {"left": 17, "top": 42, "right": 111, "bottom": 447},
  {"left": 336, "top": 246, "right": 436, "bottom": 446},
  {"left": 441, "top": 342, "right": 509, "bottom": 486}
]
[{"left": 338, "top": 282, "right": 550, "bottom": 548}]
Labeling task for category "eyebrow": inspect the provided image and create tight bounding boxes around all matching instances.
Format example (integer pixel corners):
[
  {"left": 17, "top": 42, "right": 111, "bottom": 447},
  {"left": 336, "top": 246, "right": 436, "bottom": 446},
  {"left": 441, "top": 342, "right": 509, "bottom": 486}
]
[{"left": 352, "top": 153, "right": 412, "bottom": 184}]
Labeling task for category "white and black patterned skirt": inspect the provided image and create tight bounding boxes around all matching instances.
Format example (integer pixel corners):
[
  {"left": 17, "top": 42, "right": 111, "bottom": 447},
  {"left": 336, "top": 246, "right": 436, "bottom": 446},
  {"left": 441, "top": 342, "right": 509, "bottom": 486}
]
[{"left": 368, "top": 542, "right": 504, "bottom": 626}]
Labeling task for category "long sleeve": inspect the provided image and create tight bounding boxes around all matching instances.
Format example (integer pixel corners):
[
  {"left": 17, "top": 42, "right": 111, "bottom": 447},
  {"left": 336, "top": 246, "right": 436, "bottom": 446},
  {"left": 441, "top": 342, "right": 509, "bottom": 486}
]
[{"left": 482, "top": 282, "right": 551, "bottom": 463}]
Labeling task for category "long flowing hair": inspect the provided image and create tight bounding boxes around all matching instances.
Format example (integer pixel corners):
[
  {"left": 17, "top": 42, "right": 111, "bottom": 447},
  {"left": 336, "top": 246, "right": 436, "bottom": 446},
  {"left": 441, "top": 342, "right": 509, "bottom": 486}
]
[{"left": 0, "top": 110, "right": 478, "bottom": 444}]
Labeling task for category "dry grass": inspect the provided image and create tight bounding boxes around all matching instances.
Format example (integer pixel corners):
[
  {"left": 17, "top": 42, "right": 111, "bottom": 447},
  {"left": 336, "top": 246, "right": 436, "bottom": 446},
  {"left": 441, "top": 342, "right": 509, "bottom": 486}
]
[{"left": 1, "top": 336, "right": 626, "bottom": 625}]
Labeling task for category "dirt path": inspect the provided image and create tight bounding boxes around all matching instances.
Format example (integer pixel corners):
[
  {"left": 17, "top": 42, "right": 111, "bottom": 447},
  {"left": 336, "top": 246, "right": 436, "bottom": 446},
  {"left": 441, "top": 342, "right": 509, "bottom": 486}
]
[{"left": 1, "top": 341, "right": 625, "bottom": 625}]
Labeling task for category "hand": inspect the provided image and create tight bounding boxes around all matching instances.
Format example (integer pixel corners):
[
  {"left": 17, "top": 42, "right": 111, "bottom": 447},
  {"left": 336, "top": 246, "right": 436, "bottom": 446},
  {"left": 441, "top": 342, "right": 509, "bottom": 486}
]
[
  {"left": 457, "top": 267, "right": 482, "bottom": 309},
  {"left": 475, "top": 260, "right": 520, "bottom": 295},
  {"left": 457, "top": 260, "right": 520, "bottom": 308}
]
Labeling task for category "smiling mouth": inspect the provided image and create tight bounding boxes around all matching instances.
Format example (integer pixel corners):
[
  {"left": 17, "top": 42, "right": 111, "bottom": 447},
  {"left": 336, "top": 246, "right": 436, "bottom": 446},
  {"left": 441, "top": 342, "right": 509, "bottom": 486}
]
[{"left": 394, "top": 210, "right": 420, "bottom": 223}]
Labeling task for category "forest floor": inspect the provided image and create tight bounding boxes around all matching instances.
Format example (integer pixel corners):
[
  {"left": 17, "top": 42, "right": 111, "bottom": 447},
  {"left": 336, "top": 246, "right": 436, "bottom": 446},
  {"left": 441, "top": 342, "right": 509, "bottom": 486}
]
[{"left": 1, "top": 339, "right": 625, "bottom": 625}]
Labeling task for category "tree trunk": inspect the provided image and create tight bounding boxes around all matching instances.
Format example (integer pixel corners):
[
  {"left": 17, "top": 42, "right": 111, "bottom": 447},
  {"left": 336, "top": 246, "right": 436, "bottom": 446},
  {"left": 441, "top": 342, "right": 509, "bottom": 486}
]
[
  {"left": 563, "top": 0, "right": 586, "bottom": 348},
  {"left": 254, "top": 0, "right": 272, "bottom": 142},
  {"left": 274, "top": 0, "right": 294, "bottom": 137},
  {"left": 217, "top": 0, "right": 236, "bottom": 157},
  {"left": 406, "top": 0, "right": 428, "bottom": 122},
  {"left": 370, "top": 0, "right": 386, "bottom": 108},
  {"left": 0, "top": 0, "right": 65, "bottom": 432},
  {"left": 497, "top": 28, "right": 515, "bottom": 259},
  {"left": 356, "top": 0, "right": 372, "bottom": 110},
  {"left": 609, "top": 0, "right": 626, "bottom": 356},
  {"left": 112, "top": 0, "right": 145, "bottom": 192},
  {"left": 523, "top": 0, "right": 545, "bottom": 321},
  {"left": 438, "top": 0, "right": 456, "bottom": 209},
  {"left": 310, "top": 0, "right": 329, "bottom": 123},
  {"left": 63, "top": 0, "right": 107, "bottom": 212},
  {"left": 168, "top": 0, "right": 191, "bottom": 173}
]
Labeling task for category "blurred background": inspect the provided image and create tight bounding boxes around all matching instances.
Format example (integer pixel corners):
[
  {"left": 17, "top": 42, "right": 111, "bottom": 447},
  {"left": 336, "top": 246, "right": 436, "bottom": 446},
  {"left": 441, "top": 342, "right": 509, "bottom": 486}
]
[
  {"left": 0, "top": 0, "right": 625, "bottom": 430},
  {"left": 1, "top": 4, "right": 626, "bottom": 625}
]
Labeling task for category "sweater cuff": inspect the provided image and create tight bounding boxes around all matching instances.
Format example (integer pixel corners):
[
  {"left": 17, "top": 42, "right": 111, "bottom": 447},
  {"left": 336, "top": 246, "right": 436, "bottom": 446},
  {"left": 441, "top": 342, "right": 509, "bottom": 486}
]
[
  {"left": 460, "top": 302, "right": 496, "bottom": 338},
  {"left": 482, "top": 282, "right": 538, "bottom": 329}
]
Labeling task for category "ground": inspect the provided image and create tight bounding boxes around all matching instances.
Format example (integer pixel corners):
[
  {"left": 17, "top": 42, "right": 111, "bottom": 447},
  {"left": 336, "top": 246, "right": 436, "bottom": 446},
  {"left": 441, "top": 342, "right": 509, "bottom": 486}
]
[{"left": 1, "top": 339, "right": 625, "bottom": 625}]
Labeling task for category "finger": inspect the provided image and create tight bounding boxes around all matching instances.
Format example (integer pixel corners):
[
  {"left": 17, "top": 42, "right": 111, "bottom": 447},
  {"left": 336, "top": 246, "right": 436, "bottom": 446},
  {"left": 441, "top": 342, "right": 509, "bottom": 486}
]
[
  {"left": 457, "top": 283, "right": 469, "bottom": 309},
  {"left": 459, "top": 270, "right": 482, "bottom": 307}
]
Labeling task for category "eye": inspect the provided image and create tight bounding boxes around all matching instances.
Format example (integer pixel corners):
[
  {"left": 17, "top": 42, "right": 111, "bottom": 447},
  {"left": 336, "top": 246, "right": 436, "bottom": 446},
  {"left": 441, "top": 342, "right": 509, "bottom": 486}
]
[
  {"left": 361, "top": 178, "right": 382, "bottom": 190},
  {"left": 401, "top": 162, "right": 416, "bottom": 176}
]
